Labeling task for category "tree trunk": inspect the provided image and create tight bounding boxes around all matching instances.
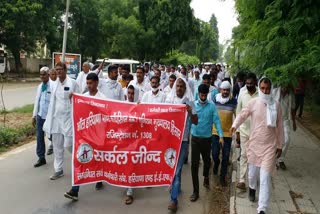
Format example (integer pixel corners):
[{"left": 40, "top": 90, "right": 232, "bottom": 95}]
[{"left": 12, "top": 49, "right": 23, "bottom": 77}]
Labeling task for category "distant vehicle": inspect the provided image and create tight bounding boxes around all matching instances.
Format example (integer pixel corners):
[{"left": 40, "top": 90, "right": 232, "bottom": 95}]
[
  {"left": 0, "top": 48, "right": 8, "bottom": 74},
  {"left": 95, "top": 58, "right": 140, "bottom": 78},
  {"left": 203, "top": 62, "right": 214, "bottom": 66}
]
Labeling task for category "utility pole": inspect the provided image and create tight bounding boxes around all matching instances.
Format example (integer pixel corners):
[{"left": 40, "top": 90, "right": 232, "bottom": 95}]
[{"left": 62, "top": 0, "right": 70, "bottom": 63}]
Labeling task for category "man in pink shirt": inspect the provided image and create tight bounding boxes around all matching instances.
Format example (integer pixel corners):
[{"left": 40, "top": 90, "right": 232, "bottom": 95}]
[{"left": 230, "top": 77, "right": 284, "bottom": 214}]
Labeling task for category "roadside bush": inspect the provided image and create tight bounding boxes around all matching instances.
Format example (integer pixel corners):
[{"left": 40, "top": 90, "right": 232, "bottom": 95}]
[
  {"left": 0, "top": 127, "right": 19, "bottom": 146},
  {"left": 0, "top": 125, "right": 35, "bottom": 147}
]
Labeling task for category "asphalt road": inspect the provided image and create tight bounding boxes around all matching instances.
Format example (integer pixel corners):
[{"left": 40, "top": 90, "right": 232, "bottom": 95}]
[
  {"left": 0, "top": 141, "right": 214, "bottom": 214},
  {"left": 1, "top": 82, "right": 39, "bottom": 110}
]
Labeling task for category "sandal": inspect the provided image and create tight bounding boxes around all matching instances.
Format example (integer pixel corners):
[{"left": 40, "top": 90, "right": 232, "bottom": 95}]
[
  {"left": 125, "top": 195, "right": 134, "bottom": 205},
  {"left": 189, "top": 193, "right": 199, "bottom": 202}
]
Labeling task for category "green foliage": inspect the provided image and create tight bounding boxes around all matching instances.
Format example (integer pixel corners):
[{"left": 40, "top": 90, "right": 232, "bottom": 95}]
[
  {"left": 160, "top": 50, "right": 200, "bottom": 66},
  {"left": 0, "top": 127, "right": 19, "bottom": 146},
  {"left": 180, "top": 14, "right": 219, "bottom": 62},
  {"left": 9, "top": 104, "right": 34, "bottom": 114},
  {"left": 0, "top": 125, "right": 35, "bottom": 148},
  {"left": 228, "top": 0, "right": 320, "bottom": 86}
]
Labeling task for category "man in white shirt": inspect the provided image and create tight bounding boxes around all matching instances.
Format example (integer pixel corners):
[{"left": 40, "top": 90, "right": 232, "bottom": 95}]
[
  {"left": 76, "top": 62, "right": 91, "bottom": 93},
  {"left": 99, "top": 65, "right": 125, "bottom": 101},
  {"left": 128, "top": 67, "right": 150, "bottom": 101},
  {"left": 201, "top": 65, "right": 210, "bottom": 77},
  {"left": 43, "top": 62, "right": 80, "bottom": 180},
  {"left": 180, "top": 66, "right": 194, "bottom": 95},
  {"left": 77, "top": 62, "right": 104, "bottom": 94},
  {"left": 141, "top": 76, "right": 166, "bottom": 103},
  {"left": 33, "top": 66, "right": 52, "bottom": 167},
  {"left": 235, "top": 72, "right": 258, "bottom": 190},
  {"left": 163, "top": 74, "right": 177, "bottom": 96},
  {"left": 153, "top": 69, "right": 167, "bottom": 90},
  {"left": 192, "top": 68, "right": 202, "bottom": 92}
]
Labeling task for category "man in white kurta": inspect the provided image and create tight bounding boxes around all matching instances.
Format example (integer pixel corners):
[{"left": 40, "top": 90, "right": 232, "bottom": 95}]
[
  {"left": 43, "top": 62, "right": 80, "bottom": 180},
  {"left": 99, "top": 65, "right": 125, "bottom": 101},
  {"left": 231, "top": 77, "right": 284, "bottom": 214},
  {"left": 235, "top": 72, "right": 259, "bottom": 190},
  {"left": 273, "top": 86, "right": 297, "bottom": 170},
  {"left": 77, "top": 62, "right": 104, "bottom": 94},
  {"left": 128, "top": 67, "right": 151, "bottom": 101},
  {"left": 141, "top": 76, "right": 166, "bottom": 103}
]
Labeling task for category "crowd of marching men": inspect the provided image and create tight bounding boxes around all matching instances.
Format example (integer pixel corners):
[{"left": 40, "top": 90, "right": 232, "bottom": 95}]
[{"left": 32, "top": 61, "right": 296, "bottom": 213}]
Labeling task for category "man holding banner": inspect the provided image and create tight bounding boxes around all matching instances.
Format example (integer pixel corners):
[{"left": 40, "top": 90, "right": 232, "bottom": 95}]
[
  {"left": 70, "top": 81, "right": 187, "bottom": 204},
  {"left": 64, "top": 73, "right": 105, "bottom": 201},
  {"left": 165, "top": 77, "right": 198, "bottom": 212},
  {"left": 190, "top": 84, "right": 224, "bottom": 202},
  {"left": 43, "top": 62, "right": 80, "bottom": 180}
]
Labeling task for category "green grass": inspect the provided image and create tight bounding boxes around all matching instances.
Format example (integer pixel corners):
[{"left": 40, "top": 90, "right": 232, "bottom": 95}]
[{"left": 3, "top": 104, "right": 34, "bottom": 114}]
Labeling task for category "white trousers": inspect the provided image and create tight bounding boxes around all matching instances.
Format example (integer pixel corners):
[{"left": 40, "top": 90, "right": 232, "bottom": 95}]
[
  {"left": 248, "top": 164, "right": 271, "bottom": 213},
  {"left": 239, "top": 135, "right": 249, "bottom": 183},
  {"left": 278, "top": 120, "right": 290, "bottom": 162},
  {"left": 52, "top": 133, "right": 72, "bottom": 172}
]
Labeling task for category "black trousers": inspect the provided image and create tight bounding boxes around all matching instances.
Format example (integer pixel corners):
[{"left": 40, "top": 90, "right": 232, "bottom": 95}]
[{"left": 191, "top": 135, "right": 212, "bottom": 195}]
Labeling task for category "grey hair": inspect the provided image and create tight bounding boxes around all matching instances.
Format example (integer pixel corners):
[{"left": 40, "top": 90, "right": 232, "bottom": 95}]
[
  {"left": 40, "top": 66, "right": 50, "bottom": 74},
  {"left": 82, "top": 62, "right": 90, "bottom": 66}
]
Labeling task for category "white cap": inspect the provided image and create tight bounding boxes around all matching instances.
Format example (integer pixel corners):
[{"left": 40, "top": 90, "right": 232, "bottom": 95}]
[
  {"left": 40, "top": 66, "right": 50, "bottom": 73},
  {"left": 220, "top": 81, "right": 231, "bottom": 89},
  {"left": 193, "top": 68, "right": 200, "bottom": 73}
]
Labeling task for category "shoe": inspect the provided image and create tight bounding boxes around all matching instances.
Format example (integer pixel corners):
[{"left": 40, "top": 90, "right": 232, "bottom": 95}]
[
  {"left": 279, "top": 162, "right": 287, "bottom": 170},
  {"left": 220, "top": 177, "right": 227, "bottom": 187},
  {"left": 203, "top": 177, "right": 210, "bottom": 189},
  {"left": 258, "top": 211, "right": 265, "bottom": 214},
  {"left": 236, "top": 182, "right": 246, "bottom": 190},
  {"left": 168, "top": 201, "right": 178, "bottom": 212},
  {"left": 213, "top": 165, "right": 219, "bottom": 175},
  {"left": 50, "top": 170, "right": 64, "bottom": 180},
  {"left": 46, "top": 148, "right": 53, "bottom": 155},
  {"left": 249, "top": 188, "right": 256, "bottom": 202},
  {"left": 189, "top": 193, "right": 199, "bottom": 202},
  {"left": 34, "top": 158, "right": 46, "bottom": 167},
  {"left": 64, "top": 190, "right": 78, "bottom": 201},
  {"left": 95, "top": 182, "right": 103, "bottom": 190}
]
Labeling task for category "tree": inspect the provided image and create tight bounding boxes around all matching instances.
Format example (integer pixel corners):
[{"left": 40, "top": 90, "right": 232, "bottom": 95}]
[
  {"left": 228, "top": 0, "right": 320, "bottom": 86},
  {"left": 0, "top": 0, "right": 57, "bottom": 73}
]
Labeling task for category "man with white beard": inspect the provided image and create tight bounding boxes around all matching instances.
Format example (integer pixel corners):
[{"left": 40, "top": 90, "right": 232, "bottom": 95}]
[
  {"left": 141, "top": 76, "right": 166, "bottom": 103},
  {"left": 166, "top": 78, "right": 198, "bottom": 212}
]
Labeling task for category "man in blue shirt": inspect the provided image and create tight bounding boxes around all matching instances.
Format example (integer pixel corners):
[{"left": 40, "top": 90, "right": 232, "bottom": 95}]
[
  {"left": 32, "top": 67, "right": 52, "bottom": 167},
  {"left": 190, "top": 84, "right": 224, "bottom": 202}
]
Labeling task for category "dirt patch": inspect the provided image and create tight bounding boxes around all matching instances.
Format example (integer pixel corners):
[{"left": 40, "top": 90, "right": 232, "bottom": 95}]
[
  {"left": 1, "top": 112, "right": 31, "bottom": 129},
  {"left": 297, "top": 110, "right": 320, "bottom": 141},
  {"left": 207, "top": 176, "right": 231, "bottom": 214}
]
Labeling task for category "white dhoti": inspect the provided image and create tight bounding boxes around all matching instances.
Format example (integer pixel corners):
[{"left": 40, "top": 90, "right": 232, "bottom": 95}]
[
  {"left": 52, "top": 133, "right": 72, "bottom": 172},
  {"left": 248, "top": 163, "right": 271, "bottom": 213}
]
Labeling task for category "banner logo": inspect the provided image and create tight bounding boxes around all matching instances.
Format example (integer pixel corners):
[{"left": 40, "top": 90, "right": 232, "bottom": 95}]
[
  {"left": 164, "top": 148, "right": 177, "bottom": 168},
  {"left": 77, "top": 143, "right": 93, "bottom": 163}
]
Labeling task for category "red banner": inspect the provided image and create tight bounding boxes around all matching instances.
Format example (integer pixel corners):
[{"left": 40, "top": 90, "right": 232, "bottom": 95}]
[{"left": 72, "top": 94, "right": 187, "bottom": 187}]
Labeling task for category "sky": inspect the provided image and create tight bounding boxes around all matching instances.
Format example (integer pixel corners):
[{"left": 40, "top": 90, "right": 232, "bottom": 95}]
[{"left": 190, "top": 0, "right": 239, "bottom": 44}]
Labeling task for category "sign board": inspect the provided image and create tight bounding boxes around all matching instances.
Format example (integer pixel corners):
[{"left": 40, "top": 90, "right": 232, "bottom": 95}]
[{"left": 53, "top": 52, "right": 81, "bottom": 79}]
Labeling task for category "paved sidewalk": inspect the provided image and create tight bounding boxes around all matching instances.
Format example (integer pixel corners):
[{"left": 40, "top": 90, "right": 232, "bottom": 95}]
[{"left": 230, "top": 122, "right": 320, "bottom": 214}]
